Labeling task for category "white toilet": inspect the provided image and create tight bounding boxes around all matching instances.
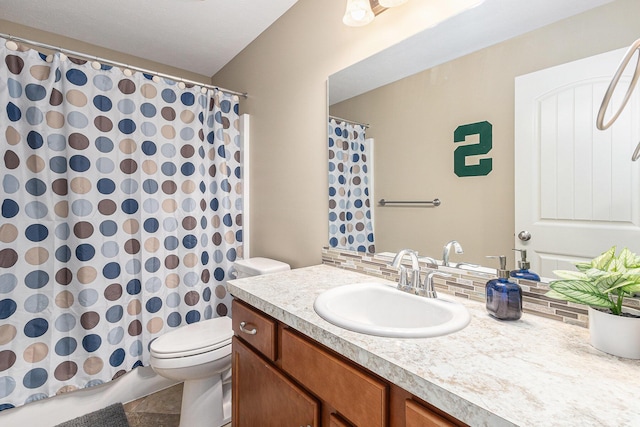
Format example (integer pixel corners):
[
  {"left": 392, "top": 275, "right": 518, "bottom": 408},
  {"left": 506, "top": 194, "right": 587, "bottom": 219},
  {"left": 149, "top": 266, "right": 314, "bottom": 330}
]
[{"left": 149, "top": 257, "right": 290, "bottom": 427}]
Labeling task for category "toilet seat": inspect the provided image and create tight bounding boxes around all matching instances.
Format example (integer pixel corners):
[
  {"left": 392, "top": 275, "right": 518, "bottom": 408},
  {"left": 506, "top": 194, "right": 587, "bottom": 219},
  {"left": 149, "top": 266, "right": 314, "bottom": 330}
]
[{"left": 150, "top": 317, "right": 233, "bottom": 359}]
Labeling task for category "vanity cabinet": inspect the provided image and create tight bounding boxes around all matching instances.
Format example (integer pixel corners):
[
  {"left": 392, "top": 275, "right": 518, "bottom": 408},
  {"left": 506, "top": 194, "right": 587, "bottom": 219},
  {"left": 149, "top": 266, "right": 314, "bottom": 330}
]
[
  {"left": 404, "top": 398, "right": 459, "bottom": 427},
  {"left": 232, "top": 337, "right": 319, "bottom": 427},
  {"left": 280, "top": 327, "right": 387, "bottom": 426},
  {"left": 231, "top": 299, "right": 464, "bottom": 427}
]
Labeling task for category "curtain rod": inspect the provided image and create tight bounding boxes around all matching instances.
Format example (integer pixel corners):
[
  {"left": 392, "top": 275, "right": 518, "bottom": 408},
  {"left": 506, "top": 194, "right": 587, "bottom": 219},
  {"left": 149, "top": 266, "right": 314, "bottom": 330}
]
[
  {"left": 0, "top": 32, "right": 247, "bottom": 98},
  {"left": 329, "top": 115, "right": 370, "bottom": 128}
]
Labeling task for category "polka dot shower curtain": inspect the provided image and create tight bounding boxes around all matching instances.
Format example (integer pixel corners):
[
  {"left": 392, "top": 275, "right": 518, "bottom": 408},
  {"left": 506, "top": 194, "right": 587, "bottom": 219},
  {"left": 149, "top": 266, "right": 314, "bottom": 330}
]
[
  {"left": 0, "top": 39, "right": 243, "bottom": 410},
  {"left": 328, "top": 118, "right": 375, "bottom": 253}
]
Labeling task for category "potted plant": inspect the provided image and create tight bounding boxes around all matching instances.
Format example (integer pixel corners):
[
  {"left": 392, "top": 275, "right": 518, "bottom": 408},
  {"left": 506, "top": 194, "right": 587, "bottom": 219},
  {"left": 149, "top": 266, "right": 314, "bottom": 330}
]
[{"left": 546, "top": 246, "right": 640, "bottom": 359}]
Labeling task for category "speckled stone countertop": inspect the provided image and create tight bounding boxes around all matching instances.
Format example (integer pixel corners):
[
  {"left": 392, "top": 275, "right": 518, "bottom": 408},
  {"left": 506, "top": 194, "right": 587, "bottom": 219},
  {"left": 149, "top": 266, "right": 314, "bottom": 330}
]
[{"left": 227, "top": 265, "right": 640, "bottom": 427}]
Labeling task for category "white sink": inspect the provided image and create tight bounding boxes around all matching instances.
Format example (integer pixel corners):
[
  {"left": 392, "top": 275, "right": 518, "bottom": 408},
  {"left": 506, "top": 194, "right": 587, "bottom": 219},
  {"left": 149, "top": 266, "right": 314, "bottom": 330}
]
[{"left": 313, "top": 282, "right": 471, "bottom": 338}]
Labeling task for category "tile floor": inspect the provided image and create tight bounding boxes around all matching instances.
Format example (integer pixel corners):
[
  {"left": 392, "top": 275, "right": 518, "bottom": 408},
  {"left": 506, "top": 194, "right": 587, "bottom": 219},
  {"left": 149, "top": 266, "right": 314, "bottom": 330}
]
[{"left": 123, "top": 383, "right": 231, "bottom": 427}]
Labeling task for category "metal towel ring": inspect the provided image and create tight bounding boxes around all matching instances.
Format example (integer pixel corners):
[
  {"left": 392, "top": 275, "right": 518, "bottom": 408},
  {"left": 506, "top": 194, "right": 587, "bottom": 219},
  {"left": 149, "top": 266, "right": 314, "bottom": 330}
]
[
  {"left": 596, "top": 38, "right": 640, "bottom": 161},
  {"left": 596, "top": 39, "right": 640, "bottom": 130},
  {"left": 633, "top": 141, "right": 640, "bottom": 162}
]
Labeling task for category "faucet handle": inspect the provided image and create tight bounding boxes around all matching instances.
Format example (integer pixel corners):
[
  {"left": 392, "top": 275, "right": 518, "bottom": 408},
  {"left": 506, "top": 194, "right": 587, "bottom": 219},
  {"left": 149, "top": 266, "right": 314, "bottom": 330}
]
[
  {"left": 419, "top": 271, "right": 452, "bottom": 298},
  {"left": 455, "top": 262, "right": 480, "bottom": 269},
  {"left": 394, "top": 266, "right": 420, "bottom": 292},
  {"left": 396, "top": 265, "right": 410, "bottom": 291},
  {"left": 421, "top": 256, "right": 438, "bottom": 266},
  {"left": 409, "top": 268, "right": 420, "bottom": 291},
  {"left": 390, "top": 249, "right": 421, "bottom": 291}
]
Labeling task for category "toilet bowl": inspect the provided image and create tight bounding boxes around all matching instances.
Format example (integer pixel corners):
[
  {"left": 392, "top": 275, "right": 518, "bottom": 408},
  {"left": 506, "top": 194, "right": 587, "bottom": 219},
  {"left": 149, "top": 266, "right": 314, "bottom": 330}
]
[
  {"left": 149, "top": 257, "right": 290, "bottom": 427},
  {"left": 150, "top": 316, "right": 233, "bottom": 427}
]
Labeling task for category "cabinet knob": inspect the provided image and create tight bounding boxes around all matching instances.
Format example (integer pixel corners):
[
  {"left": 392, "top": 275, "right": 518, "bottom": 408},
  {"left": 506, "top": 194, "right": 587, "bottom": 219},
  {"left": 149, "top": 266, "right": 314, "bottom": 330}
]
[{"left": 239, "top": 321, "right": 257, "bottom": 335}]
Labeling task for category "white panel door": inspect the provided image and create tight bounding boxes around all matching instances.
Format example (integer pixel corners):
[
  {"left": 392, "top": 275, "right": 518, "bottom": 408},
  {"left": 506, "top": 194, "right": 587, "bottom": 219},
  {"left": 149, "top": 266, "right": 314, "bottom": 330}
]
[{"left": 515, "top": 48, "right": 640, "bottom": 279}]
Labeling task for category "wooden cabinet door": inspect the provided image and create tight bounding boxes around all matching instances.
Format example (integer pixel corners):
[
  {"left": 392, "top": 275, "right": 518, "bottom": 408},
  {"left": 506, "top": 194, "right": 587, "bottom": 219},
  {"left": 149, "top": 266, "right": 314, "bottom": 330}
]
[
  {"left": 405, "top": 400, "right": 458, "bottom": 427},
  {"left": 329, "top": 413, "right": 353, "bottom": 427},
  {"left": 232, "top": 337, "right": 320, "bottom": 427},
  {"left": 280, "top": 328, "right": 387, "bottom": 427}
]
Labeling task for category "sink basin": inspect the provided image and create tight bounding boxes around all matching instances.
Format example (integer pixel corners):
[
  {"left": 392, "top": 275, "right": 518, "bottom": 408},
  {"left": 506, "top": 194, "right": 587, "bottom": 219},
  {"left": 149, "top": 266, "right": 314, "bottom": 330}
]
[{"left": 313, "top": 282, "right": 471, "bottom": 338}]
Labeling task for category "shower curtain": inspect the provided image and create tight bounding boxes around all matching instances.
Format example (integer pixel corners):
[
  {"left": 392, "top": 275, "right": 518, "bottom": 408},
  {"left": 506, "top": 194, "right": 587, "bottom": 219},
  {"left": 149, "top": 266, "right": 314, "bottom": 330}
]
[
  {"left": 0, "top": 39, "right": 243, "bottom": 410},
  {"left": 328, "top": 118, "right": 375, "bottom": 253}
]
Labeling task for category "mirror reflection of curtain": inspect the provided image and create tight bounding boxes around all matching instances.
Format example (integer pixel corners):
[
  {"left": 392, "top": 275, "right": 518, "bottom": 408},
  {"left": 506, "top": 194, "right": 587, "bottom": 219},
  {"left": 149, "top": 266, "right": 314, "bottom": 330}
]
[{"left": 328, "top": 118, "right": 375, "bottom": 253}]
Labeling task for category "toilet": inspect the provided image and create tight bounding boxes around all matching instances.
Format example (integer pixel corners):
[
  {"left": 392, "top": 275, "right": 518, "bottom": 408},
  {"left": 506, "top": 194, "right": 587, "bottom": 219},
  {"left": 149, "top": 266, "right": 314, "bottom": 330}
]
[{"left": 149, "top": 257, "right": 290, "bottom": 427}]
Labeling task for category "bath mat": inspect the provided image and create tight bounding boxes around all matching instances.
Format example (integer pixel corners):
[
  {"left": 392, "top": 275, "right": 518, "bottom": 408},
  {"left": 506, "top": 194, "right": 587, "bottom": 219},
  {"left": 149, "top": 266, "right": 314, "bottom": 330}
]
[{"left": 54, "top": 403, "right": 130, "bottom": 427}]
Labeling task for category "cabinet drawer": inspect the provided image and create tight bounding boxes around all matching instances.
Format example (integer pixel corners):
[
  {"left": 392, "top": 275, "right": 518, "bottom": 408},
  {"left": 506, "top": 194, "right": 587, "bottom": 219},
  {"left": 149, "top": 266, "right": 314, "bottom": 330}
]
[
  {"left": 280, "top": 328, "right": 387, "bottom": 427},
  {"left": 232, "top": 299, "right": 277, "bottom": 361},
  {"left": 406, "top": 400, "right": 458, "bottom": 427}
]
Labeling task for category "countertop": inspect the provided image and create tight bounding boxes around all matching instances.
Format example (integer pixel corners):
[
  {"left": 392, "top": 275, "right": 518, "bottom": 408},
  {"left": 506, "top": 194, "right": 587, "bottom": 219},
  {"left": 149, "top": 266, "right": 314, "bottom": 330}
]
[{"left": 227, "top": 265, "right": 640, "bottom": 427}]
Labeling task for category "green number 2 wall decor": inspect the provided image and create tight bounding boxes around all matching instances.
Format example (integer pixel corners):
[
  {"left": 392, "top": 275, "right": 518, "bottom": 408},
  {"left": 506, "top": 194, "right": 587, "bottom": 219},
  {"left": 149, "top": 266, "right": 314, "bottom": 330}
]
[{"left": 453, "top": 121, "right": 493, "bottom": 177}]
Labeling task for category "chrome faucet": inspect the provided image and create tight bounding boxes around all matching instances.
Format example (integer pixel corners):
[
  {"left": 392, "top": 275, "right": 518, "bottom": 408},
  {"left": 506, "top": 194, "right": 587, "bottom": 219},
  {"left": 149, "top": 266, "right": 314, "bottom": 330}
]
[
  {"left": 442, "top": 240, "right": 463, "bottom": 267},
  {"left": 390, "top": 249, "right": 420, "bottom": 291},
  {"left": 417, "top": 271, "right": 452, "bottom": 298},
  {"left": 421, "top": 256, "right": 438, "bottom": 266}
]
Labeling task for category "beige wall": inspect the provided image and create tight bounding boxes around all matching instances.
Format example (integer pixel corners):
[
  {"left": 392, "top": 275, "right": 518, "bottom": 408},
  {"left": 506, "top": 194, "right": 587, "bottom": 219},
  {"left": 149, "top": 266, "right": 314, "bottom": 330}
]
[
  {"left": 4, "top": 1, "right": 638, "bottom": 269},
  {"left": 0, "top": 20, "right": 209, "bottom": 83},
  {"left": 0, "top": 1, "right": 467, "bottom": 269},
  {"left": 216, "top": 0, "right": 640, "bottom": 268},
  {"left": 329, "top": 0, "right": 640, "bottom": 266},
  {"left": 213, "top": 0, "right": 482, "bottom": 268}
]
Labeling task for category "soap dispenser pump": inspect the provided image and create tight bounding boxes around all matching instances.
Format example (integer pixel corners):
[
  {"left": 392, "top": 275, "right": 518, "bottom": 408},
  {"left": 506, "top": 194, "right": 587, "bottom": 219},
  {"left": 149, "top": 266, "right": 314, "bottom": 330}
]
[
  {"left": 485, "top": 255, "right": 522, "bottom": 320},
  {"left": 510, "top": 249, "right": 540, "bottom": 281}
]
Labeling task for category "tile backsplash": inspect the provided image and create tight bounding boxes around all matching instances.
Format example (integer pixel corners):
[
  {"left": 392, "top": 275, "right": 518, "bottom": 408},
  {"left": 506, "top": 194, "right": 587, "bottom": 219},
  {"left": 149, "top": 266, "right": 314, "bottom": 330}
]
[{"left": 321, "top": 247, "right": 640, "bottom": 328}]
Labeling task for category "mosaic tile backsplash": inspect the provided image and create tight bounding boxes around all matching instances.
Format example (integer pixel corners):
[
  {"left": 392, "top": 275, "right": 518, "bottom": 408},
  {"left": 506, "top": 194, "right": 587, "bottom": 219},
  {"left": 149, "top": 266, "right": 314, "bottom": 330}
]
[{"left": 321, "top": 247, "right": 640, "bottom": 328}]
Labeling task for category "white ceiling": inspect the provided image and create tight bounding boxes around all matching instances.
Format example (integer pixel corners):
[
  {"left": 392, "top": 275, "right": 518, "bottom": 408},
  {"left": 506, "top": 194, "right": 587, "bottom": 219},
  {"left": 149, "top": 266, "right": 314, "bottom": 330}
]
[
  {"left": 0, "top": 0, "right": 299, "bottom": 77},
  {"left": 329, "top": 0, "right": 614, "bottom": 105}
]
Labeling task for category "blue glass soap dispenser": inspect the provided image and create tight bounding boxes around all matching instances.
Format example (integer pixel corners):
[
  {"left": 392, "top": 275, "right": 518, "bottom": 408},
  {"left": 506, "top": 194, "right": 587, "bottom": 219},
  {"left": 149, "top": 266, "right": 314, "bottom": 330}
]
[
  {"left": 510, "top": 249, "right": 540, "bottom": 281},
  {"left": 485, "top": 255, "right": 522, "bottom": 321}
]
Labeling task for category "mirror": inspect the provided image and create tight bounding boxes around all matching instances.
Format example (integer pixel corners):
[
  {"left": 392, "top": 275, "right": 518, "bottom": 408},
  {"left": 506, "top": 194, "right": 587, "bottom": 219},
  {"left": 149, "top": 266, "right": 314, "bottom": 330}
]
[{"left": 328, "top": 0, "right": 640, "bottom": 275}]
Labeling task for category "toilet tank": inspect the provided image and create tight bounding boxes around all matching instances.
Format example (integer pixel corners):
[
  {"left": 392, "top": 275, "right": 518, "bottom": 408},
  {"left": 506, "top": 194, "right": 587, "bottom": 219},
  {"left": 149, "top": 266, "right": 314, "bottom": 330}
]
[{"left": 233, "top": 257, "right": 290, "bottom": 279}]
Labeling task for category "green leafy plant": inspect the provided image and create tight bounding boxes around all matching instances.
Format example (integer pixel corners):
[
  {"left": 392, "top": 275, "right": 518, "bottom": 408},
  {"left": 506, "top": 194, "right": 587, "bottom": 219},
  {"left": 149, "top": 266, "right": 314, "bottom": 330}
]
[{"left": 547, "top": 246, "right": 640, "bottom": 315}]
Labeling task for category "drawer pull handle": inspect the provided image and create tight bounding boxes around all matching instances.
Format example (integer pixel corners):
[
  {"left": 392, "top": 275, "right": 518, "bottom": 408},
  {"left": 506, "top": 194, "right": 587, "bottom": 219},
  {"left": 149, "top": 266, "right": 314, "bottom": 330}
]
[{"left": 239, "top": 321, "right": 257, "bottom": 335}]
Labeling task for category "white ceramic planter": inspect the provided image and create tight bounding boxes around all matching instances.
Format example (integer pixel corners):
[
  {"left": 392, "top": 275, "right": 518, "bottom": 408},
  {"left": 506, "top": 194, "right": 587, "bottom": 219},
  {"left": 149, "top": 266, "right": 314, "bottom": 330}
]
[{"left": 588, "top": 306, "right": 640, "bottom": 359}]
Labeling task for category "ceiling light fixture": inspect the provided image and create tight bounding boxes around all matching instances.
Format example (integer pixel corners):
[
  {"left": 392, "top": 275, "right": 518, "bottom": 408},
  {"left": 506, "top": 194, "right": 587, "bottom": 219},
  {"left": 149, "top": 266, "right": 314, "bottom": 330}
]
[
  {"left": 343, "top": 0, "right": 409, "bottom": 27},
  {"left": 379, "top": 0, "right": 408, "bottom": 7},
  {"left": 343, "top": 0, "right": 375, "bottom": 27}
]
